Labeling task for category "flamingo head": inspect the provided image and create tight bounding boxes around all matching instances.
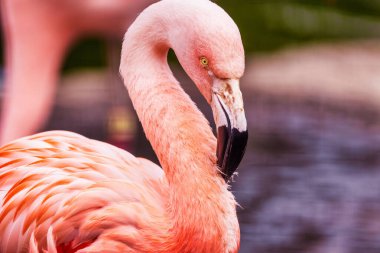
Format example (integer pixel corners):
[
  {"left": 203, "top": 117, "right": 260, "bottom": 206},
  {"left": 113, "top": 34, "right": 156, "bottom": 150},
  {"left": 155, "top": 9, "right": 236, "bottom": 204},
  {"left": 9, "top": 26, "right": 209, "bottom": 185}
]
[{"left": 169, "top": 0, "right": 248, "bottom": 182}]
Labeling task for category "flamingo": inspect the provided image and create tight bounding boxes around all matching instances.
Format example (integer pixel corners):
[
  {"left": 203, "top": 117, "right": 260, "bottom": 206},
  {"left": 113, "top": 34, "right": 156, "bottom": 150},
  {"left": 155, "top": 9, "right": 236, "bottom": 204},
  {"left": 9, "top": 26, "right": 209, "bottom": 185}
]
[
  {"left": 0, "top": 0, "right": 248, "bottom": 252},
  {"left": 0, "top": 0, "right": 158, "bottom": 145}
]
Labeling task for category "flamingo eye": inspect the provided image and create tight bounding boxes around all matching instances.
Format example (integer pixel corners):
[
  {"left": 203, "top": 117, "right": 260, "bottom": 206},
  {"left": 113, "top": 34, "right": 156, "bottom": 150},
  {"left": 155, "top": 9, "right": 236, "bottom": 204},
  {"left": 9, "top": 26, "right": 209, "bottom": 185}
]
[{"left": 200, "top": 57, "right": 209, "bottom": 67}]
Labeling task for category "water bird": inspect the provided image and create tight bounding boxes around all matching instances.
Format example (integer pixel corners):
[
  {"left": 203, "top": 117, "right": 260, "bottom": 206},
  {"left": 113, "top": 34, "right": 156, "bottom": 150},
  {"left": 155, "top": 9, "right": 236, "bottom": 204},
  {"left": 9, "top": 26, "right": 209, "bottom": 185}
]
[{"left": 0, "top": 0, "right": 248, "bottom": 252}]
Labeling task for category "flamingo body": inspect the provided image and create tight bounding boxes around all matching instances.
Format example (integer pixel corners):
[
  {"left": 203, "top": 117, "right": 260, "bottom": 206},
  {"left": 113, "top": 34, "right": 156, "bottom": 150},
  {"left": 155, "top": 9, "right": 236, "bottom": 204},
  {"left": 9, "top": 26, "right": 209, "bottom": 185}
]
[
  {"left": 0, "top": 0, "right": 247, "bottom": 252},
  {"left": 0, "top": 131, "right": 165, "bottom": 252}
]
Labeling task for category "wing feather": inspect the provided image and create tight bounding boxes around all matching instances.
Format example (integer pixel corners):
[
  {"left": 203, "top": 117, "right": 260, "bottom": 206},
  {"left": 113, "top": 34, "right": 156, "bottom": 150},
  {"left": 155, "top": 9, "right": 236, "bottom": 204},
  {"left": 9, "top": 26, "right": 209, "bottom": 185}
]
[{"left": 0, "top": 131, "right": 165, "bottom": 252}]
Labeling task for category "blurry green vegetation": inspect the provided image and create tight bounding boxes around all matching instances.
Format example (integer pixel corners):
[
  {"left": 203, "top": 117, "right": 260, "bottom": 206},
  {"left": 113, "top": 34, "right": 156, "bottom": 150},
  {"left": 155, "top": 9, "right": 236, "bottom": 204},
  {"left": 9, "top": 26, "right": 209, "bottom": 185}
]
[
  {"left": 64, "top": 39, "right": 107, "bottom": 71},
  {"left": 25, "top": 0, "right": 380, "bottom": 70},
  {"left": 221, "top": 0, "right": 380, "bottom": 53}
]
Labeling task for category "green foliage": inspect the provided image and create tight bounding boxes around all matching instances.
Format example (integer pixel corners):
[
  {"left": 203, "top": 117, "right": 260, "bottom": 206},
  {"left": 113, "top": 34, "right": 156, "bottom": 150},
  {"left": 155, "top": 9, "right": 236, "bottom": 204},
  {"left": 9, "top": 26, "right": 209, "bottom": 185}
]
[
  {"left": 63, "top": 38, "right": 107, "bottom": 71},
  {"left": 219, "top": 0, "right": 380, "bottom": 52}
]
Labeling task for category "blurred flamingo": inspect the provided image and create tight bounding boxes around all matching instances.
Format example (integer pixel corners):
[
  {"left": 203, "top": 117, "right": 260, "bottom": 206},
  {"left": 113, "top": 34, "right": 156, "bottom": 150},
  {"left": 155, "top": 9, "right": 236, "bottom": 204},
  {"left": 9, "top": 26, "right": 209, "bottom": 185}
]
[
  {"left": 0, "top": 0, "right": 158, "bottom": 145},
  {"left": 0, "top": 0, "right": 248, "bottom": 252}
]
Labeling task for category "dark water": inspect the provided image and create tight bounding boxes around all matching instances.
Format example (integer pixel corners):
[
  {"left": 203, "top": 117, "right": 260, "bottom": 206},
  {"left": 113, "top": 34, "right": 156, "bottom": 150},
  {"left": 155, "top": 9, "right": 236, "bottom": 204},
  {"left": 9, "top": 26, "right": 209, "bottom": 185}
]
[
  {"left": 235, "top": 94, "right": 380, "bottom": 253},
  {"left": 45, "top": 70, "right": 380, "bottom": 253}
]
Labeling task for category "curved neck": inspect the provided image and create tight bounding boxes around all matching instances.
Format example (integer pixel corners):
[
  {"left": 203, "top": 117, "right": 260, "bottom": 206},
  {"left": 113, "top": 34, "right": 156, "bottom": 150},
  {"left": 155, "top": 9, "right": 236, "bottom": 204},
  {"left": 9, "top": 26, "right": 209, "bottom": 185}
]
[
  {"left": 121, "top": 8, "right": 218, "bottom": 186},
  {"left": 120, "top": 4, "right": 239, "bottom": 252}
]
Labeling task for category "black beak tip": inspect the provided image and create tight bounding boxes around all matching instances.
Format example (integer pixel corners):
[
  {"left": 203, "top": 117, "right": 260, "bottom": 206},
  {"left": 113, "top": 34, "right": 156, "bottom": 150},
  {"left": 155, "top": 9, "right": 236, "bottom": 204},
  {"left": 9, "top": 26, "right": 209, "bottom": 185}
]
[
  {"left": 217, "top": 126, "right": 248, "bottom": 182},
  {"left": 226, "top": 128, "right": 248, "bottom": 177}
]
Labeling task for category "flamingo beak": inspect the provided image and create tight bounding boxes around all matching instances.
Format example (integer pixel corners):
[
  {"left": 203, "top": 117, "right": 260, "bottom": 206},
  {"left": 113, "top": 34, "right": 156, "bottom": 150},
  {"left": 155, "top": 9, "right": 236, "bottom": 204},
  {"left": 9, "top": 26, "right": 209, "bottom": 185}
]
[{"left": 211, "top": 78, "right": 248, "bottom": 182}]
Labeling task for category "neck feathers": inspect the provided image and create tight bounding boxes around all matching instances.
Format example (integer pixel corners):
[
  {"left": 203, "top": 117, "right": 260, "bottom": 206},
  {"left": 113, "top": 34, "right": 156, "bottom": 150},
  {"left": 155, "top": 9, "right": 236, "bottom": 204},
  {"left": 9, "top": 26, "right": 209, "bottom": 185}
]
[
  {"left": 120, "top": 2, "right": 239, "bottom": 251},
  {"left": 121, "top": 5, "right": 217, "bottom": 182}
]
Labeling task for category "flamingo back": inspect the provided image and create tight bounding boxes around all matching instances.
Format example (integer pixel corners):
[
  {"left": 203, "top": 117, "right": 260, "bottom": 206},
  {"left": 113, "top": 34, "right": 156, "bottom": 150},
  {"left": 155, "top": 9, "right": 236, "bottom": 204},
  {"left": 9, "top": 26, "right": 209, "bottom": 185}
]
[{"left": 0, "top": 131, "right": 165, "bottom": 252}]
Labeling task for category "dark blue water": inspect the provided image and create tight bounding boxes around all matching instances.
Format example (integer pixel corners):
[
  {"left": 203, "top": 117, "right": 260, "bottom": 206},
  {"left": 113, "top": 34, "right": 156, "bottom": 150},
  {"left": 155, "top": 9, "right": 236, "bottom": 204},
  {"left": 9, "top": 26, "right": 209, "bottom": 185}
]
[{"left": 235, "top": 94, "right": 380, "bottom": 253}]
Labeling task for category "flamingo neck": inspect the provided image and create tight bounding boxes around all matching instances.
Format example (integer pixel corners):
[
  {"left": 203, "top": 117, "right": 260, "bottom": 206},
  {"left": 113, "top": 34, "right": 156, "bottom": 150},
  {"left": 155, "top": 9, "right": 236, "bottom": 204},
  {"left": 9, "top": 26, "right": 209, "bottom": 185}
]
[
  {"left": 120, "top": 5, "right": 239, "bottom": 252},
  {"left": 121, "top": 8, "right": 219, "bottom": 191}
]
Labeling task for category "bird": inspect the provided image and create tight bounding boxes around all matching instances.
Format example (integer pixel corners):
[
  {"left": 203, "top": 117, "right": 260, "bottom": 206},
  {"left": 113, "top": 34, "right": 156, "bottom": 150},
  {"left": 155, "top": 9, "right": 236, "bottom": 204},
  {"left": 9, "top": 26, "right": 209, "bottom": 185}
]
[
  {"left": 0, "top": 0, "right": 158, "bottom": 145},
  {"left": 0, "top": 0, "right": 248, "bottom": 252}
]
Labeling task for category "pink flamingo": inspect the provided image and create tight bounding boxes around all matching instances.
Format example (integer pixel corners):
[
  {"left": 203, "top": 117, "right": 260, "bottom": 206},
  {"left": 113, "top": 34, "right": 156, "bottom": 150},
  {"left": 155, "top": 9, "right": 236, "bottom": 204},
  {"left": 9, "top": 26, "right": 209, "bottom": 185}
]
[
  {"left": 0, "top": 0, "right": 248, "bottom": 252},
  {"left": 0, "top": 0, "right": 158, "bottom": 145}
]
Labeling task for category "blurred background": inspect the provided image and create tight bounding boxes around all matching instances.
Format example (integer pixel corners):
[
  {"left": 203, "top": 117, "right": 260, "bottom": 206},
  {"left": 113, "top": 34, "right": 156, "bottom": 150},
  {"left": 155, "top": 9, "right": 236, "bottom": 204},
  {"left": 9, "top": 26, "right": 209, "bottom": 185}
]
[{"left": 1, "top": 0, "right": 380, "bottom": 252}]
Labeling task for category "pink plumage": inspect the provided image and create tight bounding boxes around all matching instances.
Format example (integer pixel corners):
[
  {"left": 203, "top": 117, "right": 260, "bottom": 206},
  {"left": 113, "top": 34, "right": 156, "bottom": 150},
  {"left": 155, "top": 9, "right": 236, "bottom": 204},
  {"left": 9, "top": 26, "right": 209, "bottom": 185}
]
[
  {"left": 0, "top": 0, "right": 158, "bottom": 145},
  {"left": 0, "top": 0, "right": 247, "bottom": 252},
  {"left": 1, "top": 131, "right": 164, "bottom": 252}
]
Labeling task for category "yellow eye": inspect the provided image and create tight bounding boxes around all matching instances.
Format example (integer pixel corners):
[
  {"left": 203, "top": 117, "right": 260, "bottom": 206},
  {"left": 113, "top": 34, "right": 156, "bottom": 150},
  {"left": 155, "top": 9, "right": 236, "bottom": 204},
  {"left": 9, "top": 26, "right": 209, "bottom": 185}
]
[{"left": 200, "top": 57, "right": 209, "bottom": 67}]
